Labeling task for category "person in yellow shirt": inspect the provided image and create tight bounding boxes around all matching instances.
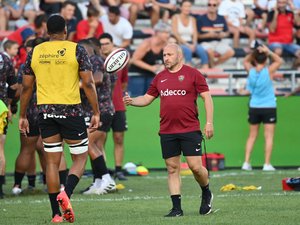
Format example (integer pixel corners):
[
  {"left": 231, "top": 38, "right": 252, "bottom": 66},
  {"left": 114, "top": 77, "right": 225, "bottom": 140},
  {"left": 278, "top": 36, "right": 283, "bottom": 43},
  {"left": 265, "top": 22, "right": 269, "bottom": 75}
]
[{"left": 19, "top": 15, "right": 100, "bottom": 223}]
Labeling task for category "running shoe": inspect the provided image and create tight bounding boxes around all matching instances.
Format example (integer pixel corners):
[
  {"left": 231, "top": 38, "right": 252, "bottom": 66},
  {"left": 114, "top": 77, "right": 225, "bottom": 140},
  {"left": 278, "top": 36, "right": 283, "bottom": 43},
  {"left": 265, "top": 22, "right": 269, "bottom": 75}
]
[
  {"left": 200, "top": 191, "right": 213, "bottom": 215},
  {"left": 51, "top": 214, "right": 63, "bottom": 223},
  {"left": 114, "top": 171, "right": 128, "bottom": 181},
  {"left": 242, "top": 162, "right": 252, "bottom": 171},
  {"left": 12, "top": 186, "right": 22, "bottom": 195},
  {"left": 101, "top": 177, "right": 117, "bottom": 193},
  {"left": 262, "top": 164, "right": 276, "bottom": 171},
  {"left": 164, "top": 208, "right": 183, "bottom": 217},
  {"left": 57, "top": 191, "right": 75, "bottom": 223},
  {"left": 82, "top": 182, "right": 107, "bottom": 195}
]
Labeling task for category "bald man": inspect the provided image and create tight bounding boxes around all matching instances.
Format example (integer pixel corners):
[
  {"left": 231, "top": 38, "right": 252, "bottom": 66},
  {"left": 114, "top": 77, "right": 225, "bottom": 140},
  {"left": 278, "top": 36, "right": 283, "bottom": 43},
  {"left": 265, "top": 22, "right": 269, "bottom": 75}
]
[{"left": 123, "top": 43, "right": 214, "bottom": 217}]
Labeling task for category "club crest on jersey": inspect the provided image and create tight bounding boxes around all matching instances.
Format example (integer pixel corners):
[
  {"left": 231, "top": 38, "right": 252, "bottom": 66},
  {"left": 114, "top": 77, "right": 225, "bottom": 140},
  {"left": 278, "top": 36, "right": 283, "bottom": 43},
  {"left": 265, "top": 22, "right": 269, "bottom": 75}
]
[{"left": 178, "top": 75, "right": 185, "bottom": 82}]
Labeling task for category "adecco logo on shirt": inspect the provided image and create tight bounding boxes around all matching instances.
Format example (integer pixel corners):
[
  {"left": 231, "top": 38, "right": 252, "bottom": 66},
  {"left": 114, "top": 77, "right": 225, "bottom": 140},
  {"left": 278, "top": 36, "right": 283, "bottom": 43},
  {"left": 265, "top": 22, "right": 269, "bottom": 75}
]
[{"left": 160, "top": 89, "right": 187, "bottom": 96}]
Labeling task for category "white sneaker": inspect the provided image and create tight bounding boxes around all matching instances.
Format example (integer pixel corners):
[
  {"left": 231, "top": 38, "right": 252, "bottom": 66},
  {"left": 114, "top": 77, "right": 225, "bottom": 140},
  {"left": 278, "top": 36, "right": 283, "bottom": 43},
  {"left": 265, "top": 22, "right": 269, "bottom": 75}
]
[
  {"left": 12, "top": 186, "right": 22, "bottom": 195},
  {"left": 101, "top": 178, "right": 116, "bottom": 193},
  {"left": 82, "top": 183, "right": 107, "bottom": 195},
  {"left": 242, "top": 162, "right": 252, "bottom": 171},
  {"left": 262, "top": 164, "right": 276, "bottom": 171}
]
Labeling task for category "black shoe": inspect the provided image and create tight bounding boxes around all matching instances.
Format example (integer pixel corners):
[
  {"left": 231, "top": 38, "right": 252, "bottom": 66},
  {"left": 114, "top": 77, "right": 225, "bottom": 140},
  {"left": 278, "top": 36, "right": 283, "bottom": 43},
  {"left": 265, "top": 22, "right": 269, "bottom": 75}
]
[
  {"left": 164, "top": 208, "right": 183, "bottom": 217},
  {"left": 200, "top": 191, "right": 213, "bottom": 215},
  {"left": 114, "top": 171, "right": 128, "bottom": 181}
]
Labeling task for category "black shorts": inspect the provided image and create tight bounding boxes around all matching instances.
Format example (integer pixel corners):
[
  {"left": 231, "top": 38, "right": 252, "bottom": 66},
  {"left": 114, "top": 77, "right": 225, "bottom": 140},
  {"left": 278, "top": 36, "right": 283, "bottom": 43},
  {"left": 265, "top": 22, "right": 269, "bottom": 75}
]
[
  {"left": 84, "top": 112, "right": 113, "bottom": 133},
  {"left": 253, "top": 8, "right": 268, "bottom": 17},
  {"left": 248, "top": 108, "right": 277, "bottom": 124},
  {"left": 111, "top": 111, "right": 127, "bottom": 132},
  {"left": 38, "top": 113, "right": 88, "bottom": 140},
  {"left": 160, "top": 131, "right": 203, "bottom": 159},
  {"left": 26, "top": 119, "right": 40, "bottom": 137}
]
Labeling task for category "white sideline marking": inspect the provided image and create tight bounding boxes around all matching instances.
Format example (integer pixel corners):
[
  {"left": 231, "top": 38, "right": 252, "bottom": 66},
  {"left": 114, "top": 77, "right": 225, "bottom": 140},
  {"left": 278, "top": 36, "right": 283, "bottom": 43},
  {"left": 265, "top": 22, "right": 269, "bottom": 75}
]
[{"left": 2, "top": 192, "right": 300, "bottom": 205}]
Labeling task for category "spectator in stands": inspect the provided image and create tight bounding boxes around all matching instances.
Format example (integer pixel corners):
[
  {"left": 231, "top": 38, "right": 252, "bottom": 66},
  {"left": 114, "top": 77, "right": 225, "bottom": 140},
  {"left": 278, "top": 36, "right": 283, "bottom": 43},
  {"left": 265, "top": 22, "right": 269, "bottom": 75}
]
[
  {"left": 60, "top": 1, "right": 78, "bottom": 41},
  {"left": 218, "top": 0, "right": 255, "bottom": 49},
  {"left": 246, "top": 0, "right": 269, "bottom": 31},
  {"left": 238, "top": 43, "right": 282, "bottom": 171},
  {"left": 129, "top": 21, "right": 170, "bottom": 94},
  {"left": 197, "top": 0, "right": 235, "bottom": 68},
  {"left": 154, "top": 0, "right": 178, "bottom": 23},
  {"left": 267, "top": 0, "right": 300, "bottom": 67},
  {"left": 100, "top": 6, "right": 133, "bottom": 49},
  {"left": 75, "top": 4, "right": 104, "bottom": 42},
  {"left": 129, "top": 0, "right": 160, "bottom": 27},
  {"left": 40, "top": 0, "right": 62, "bottom": 16},
  {"left": 0, "top": 0, "right": 26, "bottom": 31},
  {"left": 3, "top": 40, "right": 19, "bottom": 61},
  {"left": 292, "top": 0, "right": 300, "bottom": 45},
  {"left": 171, "top": 0, "right": 209, "bottom": 68},
  {"left": 23, "top": 0, "right": 43, "bottom": 25},
  {"left": 3, "top": 40, "right": 19, "bottom": 71}
]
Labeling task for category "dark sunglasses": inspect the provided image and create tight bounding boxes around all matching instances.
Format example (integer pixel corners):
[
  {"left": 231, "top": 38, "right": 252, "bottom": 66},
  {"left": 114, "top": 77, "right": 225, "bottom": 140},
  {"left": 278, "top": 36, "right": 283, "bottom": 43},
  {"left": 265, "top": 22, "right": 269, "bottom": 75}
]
[{"left": 208, "top": 3, "right": 217, "bottom": 7}]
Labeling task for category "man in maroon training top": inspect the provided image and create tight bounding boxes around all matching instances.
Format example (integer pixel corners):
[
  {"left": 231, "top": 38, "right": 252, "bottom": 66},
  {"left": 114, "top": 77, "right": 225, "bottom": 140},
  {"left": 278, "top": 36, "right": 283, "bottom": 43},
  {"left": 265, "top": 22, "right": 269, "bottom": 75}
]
[{"left": 123, "top": 43, "right": 214, "bottom": 217}]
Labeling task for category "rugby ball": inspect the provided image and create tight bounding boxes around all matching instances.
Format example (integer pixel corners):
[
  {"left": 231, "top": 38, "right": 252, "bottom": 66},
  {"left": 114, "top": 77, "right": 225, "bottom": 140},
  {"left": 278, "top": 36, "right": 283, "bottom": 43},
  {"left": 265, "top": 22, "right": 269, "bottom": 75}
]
[{"left": 104, "top": 48, "right": 130, "bottom": 73}]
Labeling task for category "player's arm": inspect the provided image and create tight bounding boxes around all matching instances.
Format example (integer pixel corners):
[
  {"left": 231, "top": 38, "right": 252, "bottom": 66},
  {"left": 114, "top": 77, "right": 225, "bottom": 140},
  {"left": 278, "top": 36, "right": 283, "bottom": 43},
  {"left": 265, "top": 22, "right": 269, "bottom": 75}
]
[
  {"left": 200, "top": 91, "right": 214, "bottom": 139},
  {"left": 123, "top": 92, "right": 155, "bottom": 107}
]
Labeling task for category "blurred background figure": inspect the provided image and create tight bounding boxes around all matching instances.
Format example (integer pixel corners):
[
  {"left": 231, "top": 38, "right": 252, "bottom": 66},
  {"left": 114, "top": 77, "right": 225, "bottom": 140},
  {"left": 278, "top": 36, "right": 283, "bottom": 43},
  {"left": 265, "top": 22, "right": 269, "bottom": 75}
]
[
  {"left": 171, "top": 0, "right": 208, "bottom": 68},
  {"left": 238, "top": 43, "right": 282, "bottom": 171}
]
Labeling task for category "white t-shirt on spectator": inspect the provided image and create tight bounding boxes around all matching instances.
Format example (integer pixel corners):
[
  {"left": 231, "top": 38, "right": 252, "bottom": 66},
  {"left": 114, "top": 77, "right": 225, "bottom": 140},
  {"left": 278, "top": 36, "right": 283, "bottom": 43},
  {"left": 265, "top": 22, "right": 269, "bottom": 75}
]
[
  {"left": 218, "top": 0, "right": 246, "bottom": 27},
  {"left": 100, "top": 14, "right": 133, "bottom": 47}
]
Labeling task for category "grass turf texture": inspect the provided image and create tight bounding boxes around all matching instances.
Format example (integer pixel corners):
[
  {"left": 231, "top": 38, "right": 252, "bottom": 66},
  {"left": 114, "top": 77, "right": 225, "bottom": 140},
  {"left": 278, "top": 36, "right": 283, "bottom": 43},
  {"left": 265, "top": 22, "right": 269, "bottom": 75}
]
[{"left": 1, "top": 170, "right": 300, "bottom": 225}]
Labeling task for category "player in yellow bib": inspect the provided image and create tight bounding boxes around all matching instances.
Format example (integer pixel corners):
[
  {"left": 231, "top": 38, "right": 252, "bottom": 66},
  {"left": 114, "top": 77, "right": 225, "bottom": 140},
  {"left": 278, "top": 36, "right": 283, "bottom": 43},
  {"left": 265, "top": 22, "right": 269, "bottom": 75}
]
[{"left": 19, "top": 15, "right": 100, "bottom": 223}]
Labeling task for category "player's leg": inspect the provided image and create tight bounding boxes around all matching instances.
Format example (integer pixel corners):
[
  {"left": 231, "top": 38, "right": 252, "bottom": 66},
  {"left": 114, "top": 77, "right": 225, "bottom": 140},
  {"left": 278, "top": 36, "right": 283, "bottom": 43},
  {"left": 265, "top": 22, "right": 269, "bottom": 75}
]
[
  {"left": 0, "top": 134, "right": 6, "bottom": 199},
  {"left": 13, "top": 134, "right": 39, "bottom": 194},
  {"left": 112, "top": 111, "right": 128, "bottom": 180},
  {"left": 160, "top": 133, "right": 183, "bottom": 217},
  {"left": 182, "top": 131, "right": 213, "bottom": 215}
]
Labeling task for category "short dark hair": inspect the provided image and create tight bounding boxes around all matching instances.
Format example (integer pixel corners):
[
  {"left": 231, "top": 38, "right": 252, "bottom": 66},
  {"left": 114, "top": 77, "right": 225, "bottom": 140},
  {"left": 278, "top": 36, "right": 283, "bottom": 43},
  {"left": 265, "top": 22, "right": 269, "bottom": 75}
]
[
  {"left": 87, "top": 37, "right": 101, "bottom": 48},
  {"left": 34, "top": 14, "right": 48, "bottom": 29},
  {"left": 61, "top": 0, "right": 76, "bottom": 9},
  {"left": 47, "top": 15, "right": 66, "bottom": 34},
  {"left": 99, "top": 33, "right": 113, "bottom": 43},
  {"left": 252, "top": 50, "right": 268, "bottom": 65},
  {"left": 108, "top": 6, "right": 120, "bottom": 16},
  {"left": 3, "top": 40, "right": 18, "bottom": 51},
  {"left": 78, "top": 39, "right": 91, "bottom": 47},
  {"left": 87, "top": 5, "right": 100, "bottom": 17}
]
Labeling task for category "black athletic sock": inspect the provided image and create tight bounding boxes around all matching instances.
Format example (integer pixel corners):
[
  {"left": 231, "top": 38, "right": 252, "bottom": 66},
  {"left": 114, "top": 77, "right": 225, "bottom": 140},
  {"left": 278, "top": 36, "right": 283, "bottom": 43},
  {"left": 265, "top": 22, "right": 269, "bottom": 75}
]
[
  {"left": 94, "top": 155, "right": 108, "bottom": 178},
  {"left": 201, "top": 184, "right": 210, "bottom": 193},
  {"left": 115, "top": 166, "right": 122, "bottom": 173},
  {"left": 0, "top": 175, "right": 4, "bottom": 195},
  {"left": 59, "top": 169, "right": 68, "bottom": 186},
  {"left": 41, "top": 172, "right": 46, "bottom": 185},
  {"left": 49, "top": 192, "right": 61, "bottom": 217},
  {"left": 91, "top": 156, "right": 104, "bottom": 179},
  {"left": 171, "top": 195, "right": 181, "bottom": 210},
  {"left": 65, "top": 174, "right": 79, "bottom": 198},
  {"left": 27, "top": 175, "right": 36, "bottom": 188},
  {"left": 14, "top": 172, "right": 25, "bottom": 187}
]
